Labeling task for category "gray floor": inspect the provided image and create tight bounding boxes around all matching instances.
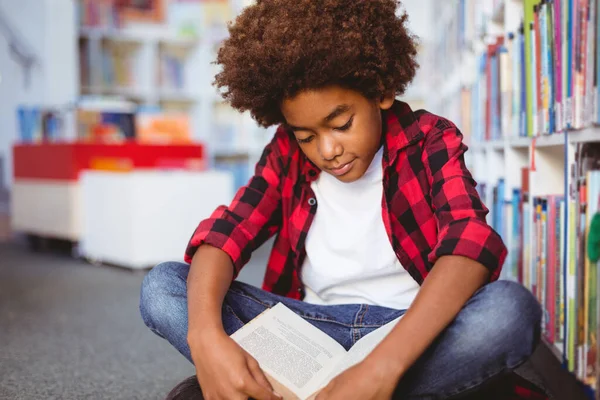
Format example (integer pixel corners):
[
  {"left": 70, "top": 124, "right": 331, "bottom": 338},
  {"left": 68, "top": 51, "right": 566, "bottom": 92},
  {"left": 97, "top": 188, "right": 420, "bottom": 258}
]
[
  {"left": 0, "top": 241, "right": 269, "bottom": 400},
  {"left": 0, "top": 239, "right": 591, "bottom": 400}
]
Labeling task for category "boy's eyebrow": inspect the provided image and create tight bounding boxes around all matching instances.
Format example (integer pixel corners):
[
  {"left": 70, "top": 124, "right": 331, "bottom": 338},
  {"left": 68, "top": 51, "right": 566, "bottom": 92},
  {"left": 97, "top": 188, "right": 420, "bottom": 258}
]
[
  {"left": 323, "top": 104, "right": 351, "bottom": 122},
  {"left": 287, "top": 104, "right": 352, "bottom": 132}
]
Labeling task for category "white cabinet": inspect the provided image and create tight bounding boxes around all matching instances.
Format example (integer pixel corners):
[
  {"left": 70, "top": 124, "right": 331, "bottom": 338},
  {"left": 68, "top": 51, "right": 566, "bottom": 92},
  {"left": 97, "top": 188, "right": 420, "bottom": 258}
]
[{"left": 80, "top": 170, "right": 233, "bottom": 269}]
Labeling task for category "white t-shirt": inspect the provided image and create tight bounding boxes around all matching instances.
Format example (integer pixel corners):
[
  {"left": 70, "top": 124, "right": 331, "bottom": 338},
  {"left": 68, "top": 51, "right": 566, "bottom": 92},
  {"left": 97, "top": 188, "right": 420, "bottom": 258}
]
[{"left": 301, "top": 147, "right": 420, "bottom": 310}]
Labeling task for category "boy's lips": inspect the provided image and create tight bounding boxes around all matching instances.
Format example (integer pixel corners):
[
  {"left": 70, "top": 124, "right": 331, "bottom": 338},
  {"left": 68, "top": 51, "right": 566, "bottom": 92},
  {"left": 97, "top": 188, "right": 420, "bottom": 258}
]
[{"left": 328, "top": 159, "right": 356, "bottom": 176}]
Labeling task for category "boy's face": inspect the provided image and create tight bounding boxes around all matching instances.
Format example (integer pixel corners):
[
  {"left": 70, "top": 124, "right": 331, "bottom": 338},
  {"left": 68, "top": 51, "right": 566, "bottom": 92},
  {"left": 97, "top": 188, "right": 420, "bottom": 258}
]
[{"left": 281, "top": 86, "right": 395, "bottom": 183}]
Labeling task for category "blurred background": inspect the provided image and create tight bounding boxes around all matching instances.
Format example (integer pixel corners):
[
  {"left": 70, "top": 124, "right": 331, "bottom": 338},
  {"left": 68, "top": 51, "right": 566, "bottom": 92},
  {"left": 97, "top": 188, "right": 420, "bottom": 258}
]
[
  {"left": 1, "top": 0, "right": 599, "bottom": 399},
  {"left": 0, "top": 0, "right": 434, "bottom": 266}
]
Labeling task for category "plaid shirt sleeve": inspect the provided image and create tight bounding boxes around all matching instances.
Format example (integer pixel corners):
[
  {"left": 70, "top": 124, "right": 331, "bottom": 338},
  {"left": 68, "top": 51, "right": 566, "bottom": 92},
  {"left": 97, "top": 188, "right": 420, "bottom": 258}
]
[
  {"left": 423, "top": 120, "right": 507, "bottom": 280},
  {"left": 184, "top": 128, "right": 286, "bottom": 276}
]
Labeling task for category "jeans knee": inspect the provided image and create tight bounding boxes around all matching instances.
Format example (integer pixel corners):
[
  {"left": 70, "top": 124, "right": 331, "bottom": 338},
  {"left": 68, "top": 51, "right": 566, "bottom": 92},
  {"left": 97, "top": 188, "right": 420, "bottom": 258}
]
[
  {"left": 472, "top": 280, "right": 542, "bottom": 362},
  {"left": 488, "top": 280, "right": 541, "bottom": 336},
  {"left": 139, "top": 261, "right": 189, "bottom": 331}
]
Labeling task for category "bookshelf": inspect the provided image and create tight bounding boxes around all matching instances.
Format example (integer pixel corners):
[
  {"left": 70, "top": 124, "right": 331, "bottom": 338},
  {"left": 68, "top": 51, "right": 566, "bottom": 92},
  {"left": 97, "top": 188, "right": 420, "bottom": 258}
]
[
  {"left": 427, "top": 0, "right": 600, "bottom": 397},
  {"left": 76, "top": 0, "right": 273, "bottom": 191}
]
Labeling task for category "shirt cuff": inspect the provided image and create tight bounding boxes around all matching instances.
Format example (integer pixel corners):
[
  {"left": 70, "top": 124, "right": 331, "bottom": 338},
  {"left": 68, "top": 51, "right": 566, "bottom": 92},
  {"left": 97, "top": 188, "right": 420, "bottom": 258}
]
[{"left": 428, "top": 217, "right": 507, "bottom": 281}]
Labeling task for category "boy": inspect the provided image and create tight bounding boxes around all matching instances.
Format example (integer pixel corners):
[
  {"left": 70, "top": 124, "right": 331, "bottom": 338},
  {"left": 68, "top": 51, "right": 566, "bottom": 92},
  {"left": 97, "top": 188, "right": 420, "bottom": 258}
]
[{"left": 140, "top": 1, "right": 546, "bottom": 399}]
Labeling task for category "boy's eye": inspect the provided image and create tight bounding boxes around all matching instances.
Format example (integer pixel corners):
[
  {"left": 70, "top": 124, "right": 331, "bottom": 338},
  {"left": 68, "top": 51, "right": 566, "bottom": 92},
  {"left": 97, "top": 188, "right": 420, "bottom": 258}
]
[
  {"left": 297, "top": 136, "right": 314, "bottom": 144},
  {"left": 334, "top": 116, "right": 354, "bottom": 131}
]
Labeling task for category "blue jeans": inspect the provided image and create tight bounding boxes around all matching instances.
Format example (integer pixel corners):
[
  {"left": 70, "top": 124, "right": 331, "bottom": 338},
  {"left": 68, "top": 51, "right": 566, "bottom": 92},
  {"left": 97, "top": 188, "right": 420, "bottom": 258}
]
[{"left": 140, "top": 261, "right": 542, "bottom": 399}]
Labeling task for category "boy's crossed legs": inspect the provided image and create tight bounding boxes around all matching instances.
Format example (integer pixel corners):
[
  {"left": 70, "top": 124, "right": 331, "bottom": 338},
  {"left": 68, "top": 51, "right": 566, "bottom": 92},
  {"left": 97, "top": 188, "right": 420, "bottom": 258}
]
[{"left": 140, "top": 261, "right": 542, "bottom": 399}]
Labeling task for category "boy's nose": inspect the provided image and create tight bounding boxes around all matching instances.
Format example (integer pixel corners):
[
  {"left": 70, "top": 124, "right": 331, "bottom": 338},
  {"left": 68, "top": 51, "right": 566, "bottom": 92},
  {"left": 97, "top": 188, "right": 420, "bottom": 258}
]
[{"left": 318, "top": 135, "right": 343, "bottom": 161}]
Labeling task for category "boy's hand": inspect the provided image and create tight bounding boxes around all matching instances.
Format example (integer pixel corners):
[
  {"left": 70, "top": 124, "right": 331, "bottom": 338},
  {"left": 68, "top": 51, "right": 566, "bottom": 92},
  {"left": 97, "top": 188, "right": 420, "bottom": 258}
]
[
  {"left": 190, "top": 329, "right": 282, "bottom": 400},
  {"left": 315, "top": 359, "right": 399, "bottom": 400}
]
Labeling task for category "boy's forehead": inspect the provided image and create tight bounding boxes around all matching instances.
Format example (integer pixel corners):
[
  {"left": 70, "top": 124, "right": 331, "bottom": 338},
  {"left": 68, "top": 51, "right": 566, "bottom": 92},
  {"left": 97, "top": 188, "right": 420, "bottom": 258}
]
[{"left": 281, "top": 86, "right": 360, "bottom": 124}]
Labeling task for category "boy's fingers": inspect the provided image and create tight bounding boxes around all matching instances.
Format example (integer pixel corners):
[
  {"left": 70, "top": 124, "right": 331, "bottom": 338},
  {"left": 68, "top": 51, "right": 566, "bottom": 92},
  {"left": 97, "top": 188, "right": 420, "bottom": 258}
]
[
  {"left": 248, "top": 359, "right": 274, "bottom": 391},
  {"left": 243, "top": 373, "right": 281, "bottom": 400}
]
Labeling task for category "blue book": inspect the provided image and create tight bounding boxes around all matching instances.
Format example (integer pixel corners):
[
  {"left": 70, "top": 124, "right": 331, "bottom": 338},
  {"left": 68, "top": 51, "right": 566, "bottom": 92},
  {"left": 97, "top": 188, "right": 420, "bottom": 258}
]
[
  {"left": 491, "top": 50, "right": 499, "bottom": 140},
  {"left": 530, "top": 20, "right": 538, "bottom": 136},
  {"left": 477, "top": 53, "right": 488, "bottom": 143}
]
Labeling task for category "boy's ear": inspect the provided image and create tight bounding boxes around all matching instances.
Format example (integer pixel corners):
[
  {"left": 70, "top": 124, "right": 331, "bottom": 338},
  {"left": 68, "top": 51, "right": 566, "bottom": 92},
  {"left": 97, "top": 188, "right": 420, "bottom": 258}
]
[{"left": 379, "top": 91, "right": 396, "bottom": 110}]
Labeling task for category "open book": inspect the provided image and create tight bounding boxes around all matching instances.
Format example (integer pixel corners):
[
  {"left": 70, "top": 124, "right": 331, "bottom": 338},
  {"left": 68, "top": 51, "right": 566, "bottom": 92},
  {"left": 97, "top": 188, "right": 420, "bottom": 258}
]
[{"left": 230, "top": 303, "right": 403, "bottom": 400}]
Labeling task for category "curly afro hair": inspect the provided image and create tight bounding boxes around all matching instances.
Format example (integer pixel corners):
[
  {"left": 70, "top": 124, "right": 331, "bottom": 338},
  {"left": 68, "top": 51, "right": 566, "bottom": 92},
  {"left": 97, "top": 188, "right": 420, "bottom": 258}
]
[{"left": 214, "top": 0, "right": 419, "bottom": 127}]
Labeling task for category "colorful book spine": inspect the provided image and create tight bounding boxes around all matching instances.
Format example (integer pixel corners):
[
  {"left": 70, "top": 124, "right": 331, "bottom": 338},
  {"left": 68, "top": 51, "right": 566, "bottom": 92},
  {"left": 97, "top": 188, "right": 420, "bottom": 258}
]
[
  {"left": 586, "top": 170, "right": 600, "bottom": 384},
  {"left": 555, "top": 0, "right": 564, "bottom": 132},
  {"left": 558, "top": 197, "right": 566, "bottom": 347},
  {"left": 568, "top": 199, "right": 577, "bottom": 372},
  {"left": 547, "top": 195, "right": 558, "bottom": 344},
  {"left": 540, "top": 1, "right": 550, "bottom": 135}
]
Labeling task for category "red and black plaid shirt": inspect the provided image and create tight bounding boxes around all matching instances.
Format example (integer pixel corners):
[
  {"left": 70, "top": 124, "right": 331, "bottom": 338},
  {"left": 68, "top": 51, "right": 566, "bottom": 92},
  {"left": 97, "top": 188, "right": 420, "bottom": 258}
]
[
  {"left": 185, "top": 100, "right": 548, "bottom": 400},
  {"left": 186, "top": 100, "right": 507, "bottom": 295}
]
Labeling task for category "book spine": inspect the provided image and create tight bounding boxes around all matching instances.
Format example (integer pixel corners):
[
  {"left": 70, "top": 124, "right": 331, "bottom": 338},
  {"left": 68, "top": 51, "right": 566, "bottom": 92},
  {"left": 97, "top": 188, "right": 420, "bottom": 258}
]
[
  {"left": 569, "top": 200, "right": 577, "bottom": 372},
  {"left": 555, "top": 0, "right": 564, "bottom": 131},
  {"left": 548, "top": 195, "right": 557, "bottom": 344},
  {"left": 558, "top": 197, "right": 566, "bottom": 346},
  {"left": 536, "top": 5, "right": 543, "bottom": 136},
  {"left": 540, "top": 2, "right": 550, "bottom": 135},
  {"left": 547, "top": 0, "right": 556, "bottom": 134}
]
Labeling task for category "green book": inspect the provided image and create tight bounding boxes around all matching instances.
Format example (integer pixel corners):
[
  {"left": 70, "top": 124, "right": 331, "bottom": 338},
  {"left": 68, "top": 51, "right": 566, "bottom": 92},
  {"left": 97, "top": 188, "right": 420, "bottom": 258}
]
[{"left": 524, "top": 0, "right": 542, "bottom": 137}]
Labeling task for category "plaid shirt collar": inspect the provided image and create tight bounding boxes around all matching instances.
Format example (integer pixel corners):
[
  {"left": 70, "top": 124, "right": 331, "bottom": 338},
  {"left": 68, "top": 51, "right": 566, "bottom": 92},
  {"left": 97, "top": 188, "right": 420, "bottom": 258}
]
[{"left": 299, "top": 100, "right": 425, "bottom": 181}]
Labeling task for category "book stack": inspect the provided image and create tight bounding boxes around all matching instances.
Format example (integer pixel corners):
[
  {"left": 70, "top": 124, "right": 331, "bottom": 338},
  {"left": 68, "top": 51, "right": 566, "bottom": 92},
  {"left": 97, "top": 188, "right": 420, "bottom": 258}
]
[
  {"left": 75, "top": 98, "right": 193, "bottom": 145},
  {"left": 136, "top": 111, "right": 192, "bottom": 144},
  {"left": 77, "top": 107, "right": 136, "bottom": 143}
]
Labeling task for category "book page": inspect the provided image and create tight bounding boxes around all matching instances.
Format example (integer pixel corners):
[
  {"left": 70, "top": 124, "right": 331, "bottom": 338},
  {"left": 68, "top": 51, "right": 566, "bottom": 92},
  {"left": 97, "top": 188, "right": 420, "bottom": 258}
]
[
  {"left": 326, "top": 315, "right": 403, "bottom": 382},
  {"left": 231, "top": 303, "right": 347, "bottom": 400}
]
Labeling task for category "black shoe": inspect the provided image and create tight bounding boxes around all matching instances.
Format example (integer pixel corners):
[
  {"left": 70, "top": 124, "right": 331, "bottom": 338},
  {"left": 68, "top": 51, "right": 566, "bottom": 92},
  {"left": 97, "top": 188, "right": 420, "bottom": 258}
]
[{"left": 165, "top": 376, "right": 204, "bottom": 400}]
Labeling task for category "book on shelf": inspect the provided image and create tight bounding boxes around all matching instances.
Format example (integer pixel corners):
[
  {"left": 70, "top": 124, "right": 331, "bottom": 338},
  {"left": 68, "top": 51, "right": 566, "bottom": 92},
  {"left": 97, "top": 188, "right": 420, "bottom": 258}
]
[
  {"left": 77, "top": 107, "right": 136, "bottom": 143},
  {"left": 491, "top": 141, "right": 600, "bottom": 393},
  {"left": 103, "top": 40, "right": 136, "bottom": 89},
  {"left": 230, "top": 302, "right": 402, "bottom": 400},
  {"left": 79, "top": 37, "right": 137, "bottom": 91},
  {"left": 453, "top": 0, "right": 600, "bottom": 145},
  {"left": 159, "top": 47, "right": 188, "bottom": 91},
  {"left": 136, "top": 111, "right": 192, "bottom": 144},
  {"left": 569, "top": 145, "right": 600, "bottom": 386},
  {"left": 166, "top": 1, "right": 203, "bottom": 39},
  {"left": 16, "top": 106, "right": 65, "bottom": 143},
  {"left": 449, "top": 6, "right": 600, "bottom": 392},
  {"left": 77, "top": 0, "right": 169, "bottom": 30},
  {"left": 77, "top": 0, "right": 120, "bottom": 30}
]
